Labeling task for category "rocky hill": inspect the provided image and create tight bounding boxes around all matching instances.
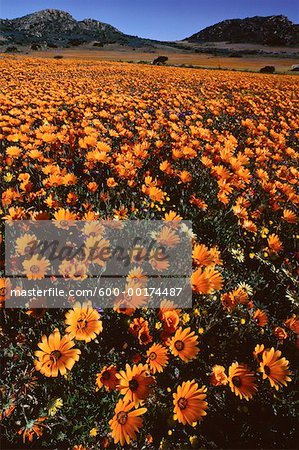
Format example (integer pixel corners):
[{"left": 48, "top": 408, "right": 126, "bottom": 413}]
[
  {"left": 1, "top": 10, "right": 298, "bottom": 51},
  {"left": 0, "top": 9, "right": 150, "bottom": 47},
  {"left": 187, "top": 15, "right": 299, "bottom": 46}
]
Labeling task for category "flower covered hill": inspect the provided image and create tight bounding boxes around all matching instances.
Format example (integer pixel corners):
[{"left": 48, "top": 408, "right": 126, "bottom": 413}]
[{"left": 0, "top": 57, "right": 299, "bottom": 449}]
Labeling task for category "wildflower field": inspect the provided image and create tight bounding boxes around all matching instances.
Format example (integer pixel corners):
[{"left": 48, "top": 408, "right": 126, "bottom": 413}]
[{"left": 0, "top": 57, "right": 298, "bottom": 449}]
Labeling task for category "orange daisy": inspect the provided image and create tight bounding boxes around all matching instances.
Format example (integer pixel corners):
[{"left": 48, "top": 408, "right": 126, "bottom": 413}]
[
  {"left": 34, "top": 329, "right": 80, "bottom": 377},
  {"left": 253, "top": 309, "right": 268, "bottom": 327},
  {"left": 23, "top": 255, "right": 50, "bottom": 280},
  {"left": 146, "top": 343, "right": 169, "bottom": 374},
  {"left": 117, "top": 364, "right": 155, "bottom": 406},
  {"left": 267, "top": 234, "right": 283, "bottom": 253},
  {"left": 96, "top": 365, "right": 118, "bottom": 391},
  {"left": 65, "top": 303, "right": 103, "bottom": 343},
  {"left": 109, "top": 399, "right": 147, "bottom": 446},
  {"left": 258, "top": 348, "right": 291, "bottom": 390},
  {"left": 173, "top": 380, "right": 208, "bottom": 425},
  {"left": 228, "top": 363, "right": 257, "bottom": 400},
  {"left": 169, "top": 327, "right": 199, "bottom": 362}
]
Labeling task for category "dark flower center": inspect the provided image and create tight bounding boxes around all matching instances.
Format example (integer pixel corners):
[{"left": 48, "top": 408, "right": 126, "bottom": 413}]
[
  {"left": 117, "top": 411, "right": 128, "bottom": 425},
  {"left": 102, "top": 370, "right": 111, "bottom": 380},
  {"left": 140, "top": 331, "right": 148, "bottom": 342},
  {"left": 30, "top": 265, "right": 40, "bottom": 274},
  {"left": 264, "top": 365, "right": 271, "bottom": 375},
  {"left": 129, "top": 378, "right": 139, "bottom": 391},
  {"left": 232, "top": 376, "right": 242, "bottom": 387},
  {"left": 50, "top": 350, "right": 62, "bottom": 362},
  {"left": 174, "top": 340, "right": 184, "bottom": 351},
  {"left": 60, "top": 220, "right": 69, "bottom": 228},
  {"left": 178, "top": 397, "right": 188, "bottom": 410},
  {"left": 149, "top": 352, "right": 157, "bottom": 361},
  {"left": 77, "top": 316, "right": 88, "bottom": 330}
]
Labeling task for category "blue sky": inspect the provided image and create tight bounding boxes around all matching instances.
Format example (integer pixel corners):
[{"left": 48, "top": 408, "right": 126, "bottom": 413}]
[{"left": 1, "top": 0, "right": 298, "bottom": 40}]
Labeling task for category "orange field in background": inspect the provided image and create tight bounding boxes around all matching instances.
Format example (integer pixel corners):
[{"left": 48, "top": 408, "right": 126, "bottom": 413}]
[
  {"left": 7, "top": 49, "right": 299, "bottom": 73},
  {"left": 1, "top": 56, "right": 298, "bottom": 449}
]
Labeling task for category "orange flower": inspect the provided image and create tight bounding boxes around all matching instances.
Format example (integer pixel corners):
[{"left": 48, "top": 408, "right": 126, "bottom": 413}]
[
  {"left": 18, "top": 416, "right": 47, "bottom": 444},
  {"left": 258, "top": 348, "right": 291, "bottom": 390},
  {"left": 96, "top": 365, "right": 118, "bottom": 391},
  {"left": 160, "top": 308, "right": 180, "bottom": 333},
  {"left": 6, "top": 145, "right": 22, "bottom": 158},
  {"left": 191, "top": 268, "right": 210, "bottom": 294},
  {"left": 146, "top": 343, "right": 169, "bottom": 374},
  {"left": 253, "top": 344, "right": 265, "bottom": 361},
  {"left": 117, "top": 364, "right": 155, "bottom": 406},
  {"left": 53, "top": 208, "right": 77, "bottom": 227},
  {"left": 267, "top": 233, "right": 283, "bottom": 253},
  {"left": 169, "top": 327, "right": 199, "bottom": 362},
  {"left": 109, "top": 399, "right": 147, "bottom": 446},
  {"left": 34, "top": 329, "right": 80, "bottom": 377},
  {"left": 204, "top": 267, "right": 223, "bottom": 291},
  {"left": 148, "top": 186, "right": 166, "bottom": 203},
  {"left": 87, "top": 181, "right": 98, "bottom": 192},
  {"left": 173, "top": 380, "right": 208, "bottom": 425},
  {"left": 189, "top": 195, "right": 207, "bottom": 210},
  {"left": 228, "top": 363, "right": 257, "bottom": 400},
  {"left": 107, "top": 177, "right": 118, "bottom": 187},
  {"left": 0, "top": 278, "right": 12, "bottom": 307},
  {"left": 156, "top": 226, "right": 180, "bottom": 247},
  {"left": 138, "top": 327, "right": 153, "bottom": 346},
  {"left": 210, "top": 365, "right": 228, "bottom": 386},
  {"left": 285, "top": 316, "right": 299, "bottom": 334},
  {"left": 282, "top": 209, "right": 297, "bottom": 224},
  {"left": 253, "top": 309, "right": 268, "bottom": 327},
  {"left": 191, "top": 267, "right": 223, "bottom": 294},
  {"left": 242, "top": 220, "right": 257, "bottom": 233},
  {"left": 149, "top": 249, "right": 170, "bottom": 271},
  {"left": 274, "top": 327, "right": 288, "bottom": 340},
  {"left": 179, "top": 170, "right": 192, "bottom": 183},
  {"left": 23, "top": 255, "right": 50, "bottom": 280},
  {"left": 16, "top": 233, "right": 38, "bottom": 256},
  {"left": 129, "top": 317, "right": 148, "bottom": 336},
  {"left": 192, "top": 244, "right": 213, "bottom": 266},
  {"left": 65, "top": 303, "right": 103, "bottom": 342},
  {"left": 163, "top": 211, "right": 182, "bottom": 223}
]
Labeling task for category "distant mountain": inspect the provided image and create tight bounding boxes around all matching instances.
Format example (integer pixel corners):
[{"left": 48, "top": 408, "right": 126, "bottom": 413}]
[
  {"left": 186, "top": 15, "right": 299, "bottom": 46},
  {"left": 0, "top": 8, "right": 157, "bottom": 47},
  {"left": 1, "top": 10, "right": 298, "bottom": 50}
]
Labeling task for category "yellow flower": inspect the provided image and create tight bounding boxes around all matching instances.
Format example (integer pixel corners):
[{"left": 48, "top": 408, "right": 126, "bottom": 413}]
[
  {"left": 90, "top": 427, "right": 98, "bottom": 437},
  {"left": 155, "top": 322, "right": 162, "bottom": 330},
  {"left": 182, "top": 313, "right": 190, "bottom": 324},
  {"left": 240, "top": 318, "right": 246, "bottom": 325},
  {"left": 4, "top": 173, "right": 13, "bottom": 182},
  {"left": 48, "top": 398, "right": 63, "bottom": 416},
  {"left": 198, "top": 327, "right": 204, "bottom": 334}
]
